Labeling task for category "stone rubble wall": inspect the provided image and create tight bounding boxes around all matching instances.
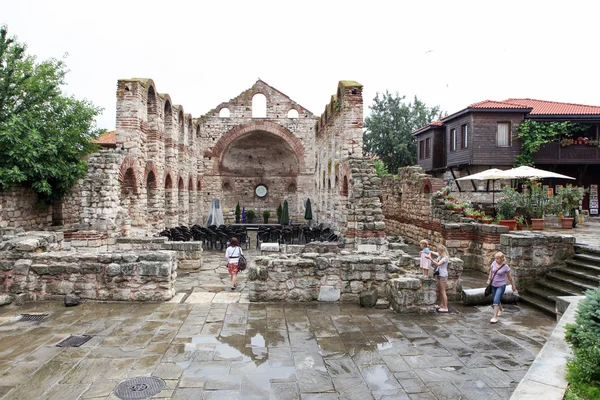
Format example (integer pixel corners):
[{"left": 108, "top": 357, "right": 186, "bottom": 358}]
[
  {"left": 0, "top": 231, "right": 177, "bottom": 303},
  {"left": 499, "top": 231, "right": 575, "bottom": 287},
  {"left": 248, "top": 241, "right": 464, "bottom": 309},
  {"left": 0, "top": 185, "right": 53, "bottom": 229},
  {"left": 382, "top": 166, "right": 506, "bottom": 271}
]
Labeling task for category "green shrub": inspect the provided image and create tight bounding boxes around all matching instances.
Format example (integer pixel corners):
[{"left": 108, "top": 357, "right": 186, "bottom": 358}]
[
  {"left": 565, "top": 287, "right": 600, "bottom": 399},
  {"left": 496, "top": 187, "right": 519, "bottom": 219}
]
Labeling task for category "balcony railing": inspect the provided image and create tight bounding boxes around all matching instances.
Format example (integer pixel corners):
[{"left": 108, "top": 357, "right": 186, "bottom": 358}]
[{"left": 534, "top": 142, "right": 600, "bottom": 163}]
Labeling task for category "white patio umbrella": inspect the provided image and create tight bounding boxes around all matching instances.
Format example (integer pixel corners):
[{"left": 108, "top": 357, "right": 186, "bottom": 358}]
[
  {"left": 494, "top": 166, "right": 575, "bottom": 180},
  {"left": 456, "top": 168, "right": 507, "bottom": 206}
]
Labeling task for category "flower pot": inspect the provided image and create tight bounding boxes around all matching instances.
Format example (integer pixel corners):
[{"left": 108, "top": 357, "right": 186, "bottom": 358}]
[
  {"left": 530, "top": 218, "right": 544, "bottom": 231},
  {"left": 498, "top": 219, "right": 517, "bottom": 230},
  {"left": 560, "top": 217, "right": 574, "bottom": 229},
  {"left": 263, "top": 217, "right": 269, "bottom": 224},
  {"left": 235, "top": 216, "right": 240, "bottom": 224},
  {"left": 482, "top": 219, "right": 492, "bottom": 224}
]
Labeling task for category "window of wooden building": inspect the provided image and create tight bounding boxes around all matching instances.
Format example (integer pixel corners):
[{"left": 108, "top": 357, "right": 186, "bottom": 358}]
[
  {"left": 419, "top": 140, "right": 425, "bottom": 159},
  {"left": 497, "top": 122, "right": 511, "bottom": 147},
  {"left": 450, "top": 129, "right": 457, "bottom": 151},
  {"left": 461, "top": 124, "right": 468, "bottom": 148},
  {"left": 425, "top": 137, "right": 431, "bottom": 158}
]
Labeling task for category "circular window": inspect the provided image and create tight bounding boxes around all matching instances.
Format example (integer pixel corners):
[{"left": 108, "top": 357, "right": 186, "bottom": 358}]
[{"left": 255, "top": 185, "right": 268, "bottom": 198}]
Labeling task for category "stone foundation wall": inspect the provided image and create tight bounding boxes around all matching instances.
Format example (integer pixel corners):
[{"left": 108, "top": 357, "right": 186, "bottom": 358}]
[
  {"left": 0, "top": 231, "right": 177, "bottom": 303},
  {"left": 499, "top": 231, "right": 576, "bottom": 287},
  {"left": 248, "top": 242, "right": 464, "bottom": 309}
]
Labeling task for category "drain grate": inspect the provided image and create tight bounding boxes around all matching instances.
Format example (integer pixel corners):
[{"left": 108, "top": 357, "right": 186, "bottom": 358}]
[
  {"left": 114, "top": 377, "right": 166, "bottom": 399},
  {"left": 18, "top": 314, "right": 48, "bottom": 322},
  {"left": 178, "top": 272, "right": 191, "bottom": 277},
  {"left": 56, "top": 335, "right": 93, "bottom": 347}
]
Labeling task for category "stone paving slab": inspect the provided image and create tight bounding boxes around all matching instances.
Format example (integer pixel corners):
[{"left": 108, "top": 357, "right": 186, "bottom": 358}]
[{"left": 0, "top": 299, "right": 556, "bottom": 400}]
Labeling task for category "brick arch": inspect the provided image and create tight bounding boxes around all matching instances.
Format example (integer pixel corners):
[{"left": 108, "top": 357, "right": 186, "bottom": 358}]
[
  {"left": 178, "top": 175, "right": 186, "bottom": 190},
  {"left": 250, "top": 87, "right": 272, "bottom": 103},
  {"left": 164, "top": 169, "right": 174, "bottom": 189},
  {"left": 188, "top": 176, "right": 194, "bottom": 191},
  {"left": 144, "top": 161, "right": 159, "bottom": 188},
  {"left": 210, "top": 121, "right": 306, "bottom": 173},
  {"left": 422, "top": 178, "right": 433, "bottom": 194},
  {"left": 118, "top": 156, "right": 139, "bottom": 193}
]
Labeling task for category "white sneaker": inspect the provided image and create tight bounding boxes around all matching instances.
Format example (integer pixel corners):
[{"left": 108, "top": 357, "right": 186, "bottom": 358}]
[{"left": 490, "top": 317, "right": 499, "bottom": 323}]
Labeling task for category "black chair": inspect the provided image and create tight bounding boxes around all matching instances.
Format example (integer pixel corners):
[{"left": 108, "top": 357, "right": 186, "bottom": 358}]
[
  {"left": 302, "top": 230, "right": 314, "bottom": 244},
  {"left": 237, "top": 232, "right": 249, "bottom": 249},
  {"left": 281, "top": 229, "right": 292, "bottom": 244},
  {"left": 208, "top": 232, "right": 221, "bottom": 250}
]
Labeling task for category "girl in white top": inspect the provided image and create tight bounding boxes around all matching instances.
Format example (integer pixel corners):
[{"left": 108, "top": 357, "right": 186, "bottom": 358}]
[
  {"left": 419, "top": 239, "right": 431, "bottom": 276},
  {"left": 225, "top": 237, "right": 243, "bottom": 290},
  {"left": 427, "top": 244, "right": 450, "bottom": 313}
]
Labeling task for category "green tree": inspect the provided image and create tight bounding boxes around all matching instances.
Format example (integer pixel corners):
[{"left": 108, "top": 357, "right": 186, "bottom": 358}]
[
  {"left": 0, "top": 25, "right": 102, "bottom": 204},
  {"left": 363, "top": 91, "right": 443, "bottom": 174}
]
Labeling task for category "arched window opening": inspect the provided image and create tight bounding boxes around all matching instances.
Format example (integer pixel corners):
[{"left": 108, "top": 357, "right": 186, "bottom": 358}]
[
  {"left": 252, "top": 93, "right": 267, "bottom": 118},
  {"left": 287, "top": 109, "right": 299, "bottom": 119},
  {"left": 287, "top": 183, "right": 296, "bottom": 193},
  {"left": 188, "top": 117, "right": 193, "bottom": 145},
  {"left": 147, "top": 86, "right": 157, "bottom": 130},
  {"left": 341, "top": 176, "right": 349, "bottom": 197},
  {"left": 164, "top": 101, "right": 173, "bottom": 136},
  {"left": 178, "top": 110, "right": 185, "bottom": 146},
  {"left": 120, "top": 168, "right": 138, "bottom": 226},
  {"left": 219, "top": 108, "right": 231, "bottom": 118}
]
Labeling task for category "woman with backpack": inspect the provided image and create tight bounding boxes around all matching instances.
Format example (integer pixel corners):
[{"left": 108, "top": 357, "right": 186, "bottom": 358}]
[{"left": 225, "top": 237, "right": 243, "bottom": 290}]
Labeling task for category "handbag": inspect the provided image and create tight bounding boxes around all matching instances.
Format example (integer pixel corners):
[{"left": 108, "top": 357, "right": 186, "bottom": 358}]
[
  {"left": 484, "top": 264, "right": 505, "bottom": 296},
  {"left": 433, "top": 269, "right": 440, "bottom": 277},
  {"left": 236, "top": 248, "right": 247, "bottom": 271}
]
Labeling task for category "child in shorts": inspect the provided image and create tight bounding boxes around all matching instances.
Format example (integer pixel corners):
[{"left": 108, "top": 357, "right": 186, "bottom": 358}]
[{"left": 419, "top": 239, "right": 431, "bottom": 276}]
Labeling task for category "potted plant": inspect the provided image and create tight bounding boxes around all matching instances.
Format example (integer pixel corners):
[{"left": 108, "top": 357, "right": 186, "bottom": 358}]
[
  {"left": 496, "top": 187, "right": 519, "bottom": 230},
  {"left": 235, "top": 202, "right": 241, "bottom": 224},
  {"left": 464, "top": 205, "right": 476, "bottom": 218},
  {"left": 262, "top": 209, "right": 271, "bottom": 224},
  {"left": 522, "top": 181, "right": 547, "bottom": 230},
  {"left": 246, "top": 209, "right": 256, "bottom": 224},
  {"left": 515, "top": 215, "right": 527, "bottom": 230},
  {"left": 482, "top": 215, "right": 493, "bottom": 224},
  {"left": 555, "top": 185, "right": 587, "bottom": 228}
]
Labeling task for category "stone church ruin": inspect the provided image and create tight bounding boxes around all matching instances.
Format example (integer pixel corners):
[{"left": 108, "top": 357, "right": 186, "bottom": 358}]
[{"left": 1, "top": 78, "right": 574, "bottom": 311}]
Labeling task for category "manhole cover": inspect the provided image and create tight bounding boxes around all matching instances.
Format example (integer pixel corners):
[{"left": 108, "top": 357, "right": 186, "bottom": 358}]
[
  {"left": 114, "top": 377, "right": 165, "bottom": 399},
  {"left": 18, "top": 314, "right": 48, "bottom": 322},
  {"left": 56, "top": 335, "right": 93, "bottom": 347}
]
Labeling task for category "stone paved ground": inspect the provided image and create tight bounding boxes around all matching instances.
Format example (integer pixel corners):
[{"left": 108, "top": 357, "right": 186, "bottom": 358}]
[{"left": 0, "top": 244, "right": 558, "bottom": 400}]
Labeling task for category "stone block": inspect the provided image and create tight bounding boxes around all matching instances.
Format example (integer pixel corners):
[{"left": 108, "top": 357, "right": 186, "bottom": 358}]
[
  {"left": 393, "top": 277, "right": 420, "bottom": 290},
  {"left": 139, "top": 262, "right": 159, "bottom": 276},
  {"left": 359, "top": 289, "right": 378, "bottom": 308},
  {"left": 64, "top": 294, "right": 80, "bottom": 307},
  {"left": 318, "top": 286, "right": 340, "bottom": 302},
  {"left": 0, "top": 294, "right": 12, "bottom": 306},
  {"left": 13, "top": 259, "right": 32, "bottom": 275},
  {"left": 105, "top": 263, "right": 121, "bottom": 276}
]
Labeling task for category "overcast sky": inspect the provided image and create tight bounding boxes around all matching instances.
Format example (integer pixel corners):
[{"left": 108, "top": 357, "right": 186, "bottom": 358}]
[{"left": 3, "top": 0, "right": 600, "bottom": 130}]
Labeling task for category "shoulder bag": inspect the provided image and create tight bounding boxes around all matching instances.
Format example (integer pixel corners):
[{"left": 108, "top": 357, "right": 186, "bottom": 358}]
[
  {"left": 484, "top": 264, "right": 505, "bottom": 296},
  {"left": 236, "top": 248, "right": 247, "bottom": 271}
]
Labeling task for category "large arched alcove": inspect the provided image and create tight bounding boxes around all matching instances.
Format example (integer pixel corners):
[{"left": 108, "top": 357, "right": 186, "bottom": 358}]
[{"left": 218, "top": 130, "right": 300, "bottom": 216}]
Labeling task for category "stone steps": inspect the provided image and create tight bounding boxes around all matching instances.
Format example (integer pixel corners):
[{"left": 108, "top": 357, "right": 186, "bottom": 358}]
[{"left": 520, "top": 244, "right": 600, "bottom": 317}]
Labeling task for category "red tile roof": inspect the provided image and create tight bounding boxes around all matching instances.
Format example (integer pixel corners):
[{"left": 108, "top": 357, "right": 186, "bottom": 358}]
[
  {"left": 468, "top": 100, "right": 531, "bottom": 109},
  {"left": 93, "top": 130, "right": 116, "bottom": 145},
  {"left": 503, "top": 98, "right": 600, "bottom": 115}
]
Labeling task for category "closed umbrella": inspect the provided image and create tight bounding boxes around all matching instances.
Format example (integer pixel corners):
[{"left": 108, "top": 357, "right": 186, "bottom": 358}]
[
  {"left": 304, "top": 198, "right": 313, "bottom": 221},
  {"left": 281, "top": 200, "right": 290, "bottom": 226}
]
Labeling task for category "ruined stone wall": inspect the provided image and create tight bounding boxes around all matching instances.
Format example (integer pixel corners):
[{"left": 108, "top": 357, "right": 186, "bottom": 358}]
[
  {"left": 0, "top": 231, "right": 176, "bottom": 303},
  {"left": 0, "top": 185, "right": 53, "bottom": 230},
  {"left": 313, "top": 82, "right": 385, "bottom": 247},
  {"left": 382, "top": 166, "right": 506, "bottom": 271},
  {"left": 199, "top": 81, "right": 317, "bottom": 222}
]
